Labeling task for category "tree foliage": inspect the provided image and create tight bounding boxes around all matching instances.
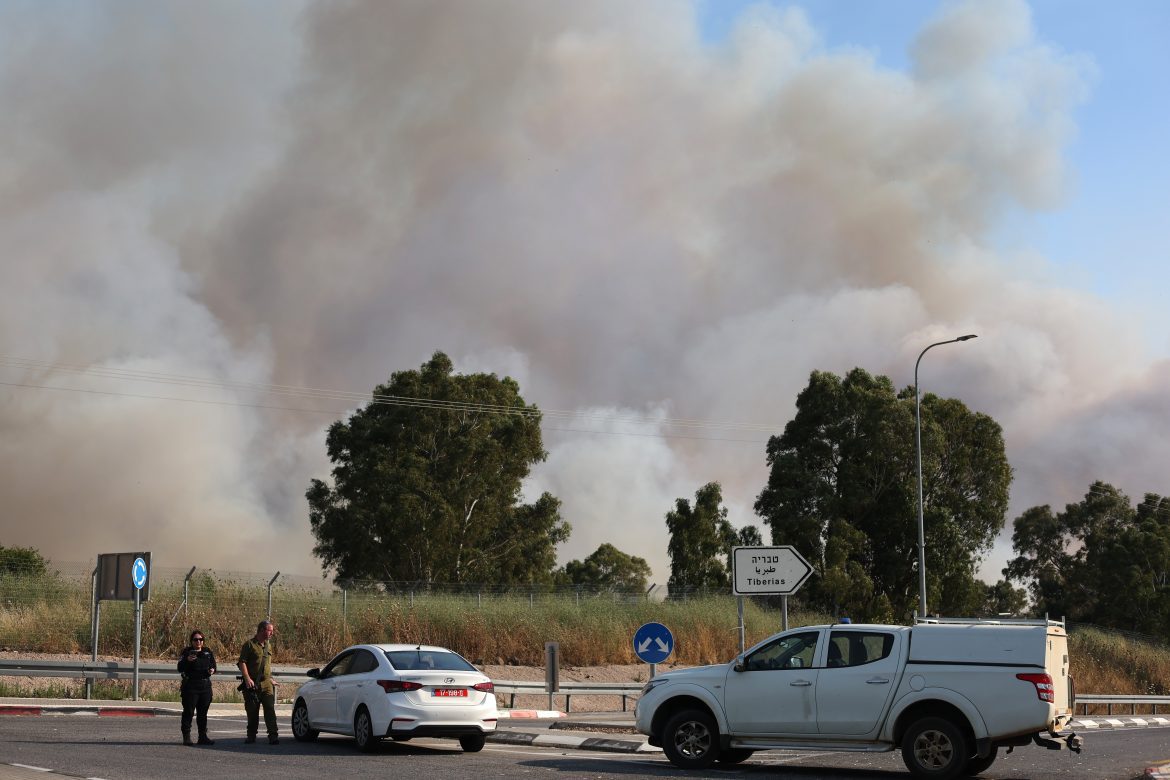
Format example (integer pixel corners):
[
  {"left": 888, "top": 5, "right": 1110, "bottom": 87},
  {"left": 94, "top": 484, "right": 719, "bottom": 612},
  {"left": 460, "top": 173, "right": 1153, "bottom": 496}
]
[
  {"left": 754, "top": 368, "right": 1011, "bottom": 620},
  {"left": 307, "top": 351, "right": 570, "bottom": 586},
  {"left": 1006, "top": 482, "right": 1170, "bottom": 633},
  {"left": 666, "top": 482, "right": 737, "bottom": 593},
  {"left": 557, "top": 543, "right": 652, "bottom": 591},
  {"left": 0, "top": 545, "right": 48, "bottom": 576}
]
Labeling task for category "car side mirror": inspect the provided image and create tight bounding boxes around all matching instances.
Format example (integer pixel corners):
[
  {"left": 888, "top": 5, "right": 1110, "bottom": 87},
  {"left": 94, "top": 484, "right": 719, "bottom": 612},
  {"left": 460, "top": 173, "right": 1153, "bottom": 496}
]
[
  {"left": 788, "top": 658, "right": 803, "bottom": 669},
  {"left": 733, "top": 656, "right": 745, "bottom": 673},
  {"left": 307, "top": 668, "right": 320, "bottom": 678}
]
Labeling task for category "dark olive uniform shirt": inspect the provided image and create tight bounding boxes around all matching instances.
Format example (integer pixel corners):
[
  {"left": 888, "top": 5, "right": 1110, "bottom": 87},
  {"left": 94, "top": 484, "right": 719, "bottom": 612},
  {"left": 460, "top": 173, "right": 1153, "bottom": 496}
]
[{"left": 237, "top": 639, "right": 274, "bottom": 694}]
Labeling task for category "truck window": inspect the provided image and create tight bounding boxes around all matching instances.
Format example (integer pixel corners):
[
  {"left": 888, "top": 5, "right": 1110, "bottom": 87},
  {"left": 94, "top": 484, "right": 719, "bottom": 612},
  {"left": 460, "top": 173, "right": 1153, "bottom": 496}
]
[
  {"left": 744, "top": 631, "right": 819, "bottom": 671},
  {"left": 827, "top": 631, "right": 895, "bottom": 668}
]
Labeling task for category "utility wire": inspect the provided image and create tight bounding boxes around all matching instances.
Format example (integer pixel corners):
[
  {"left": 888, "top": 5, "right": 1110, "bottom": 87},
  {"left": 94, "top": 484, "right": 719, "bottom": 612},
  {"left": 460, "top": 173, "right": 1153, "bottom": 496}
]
[{"left": 0, "top": 355, "right": 777, "bottom": 443}]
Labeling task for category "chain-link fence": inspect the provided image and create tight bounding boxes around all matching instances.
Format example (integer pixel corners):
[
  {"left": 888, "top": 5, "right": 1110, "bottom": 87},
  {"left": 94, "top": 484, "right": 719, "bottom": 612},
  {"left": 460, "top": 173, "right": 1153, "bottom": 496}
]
[{"left": 0, "top": 559, "right": 786, "bottom": 666}]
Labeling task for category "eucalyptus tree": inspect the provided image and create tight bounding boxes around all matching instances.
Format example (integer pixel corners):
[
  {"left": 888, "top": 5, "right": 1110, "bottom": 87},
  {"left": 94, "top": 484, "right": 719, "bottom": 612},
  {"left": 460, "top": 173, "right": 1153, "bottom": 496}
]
[
  {"left": 755, "top": 368, "right": 1011, "bottom": 619},
  {"left": 307, "top": 351, "right": 569, "bottom": 586}
]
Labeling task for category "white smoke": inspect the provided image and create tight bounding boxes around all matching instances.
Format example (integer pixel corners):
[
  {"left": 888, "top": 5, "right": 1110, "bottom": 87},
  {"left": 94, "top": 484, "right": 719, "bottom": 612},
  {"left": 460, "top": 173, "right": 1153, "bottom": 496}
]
[{"left": 1, "top": 0, "right": 1164, "bottom": 589}]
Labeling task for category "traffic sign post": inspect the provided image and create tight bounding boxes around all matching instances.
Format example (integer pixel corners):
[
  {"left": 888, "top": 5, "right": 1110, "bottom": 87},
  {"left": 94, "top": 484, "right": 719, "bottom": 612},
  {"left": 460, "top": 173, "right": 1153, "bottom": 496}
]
[
  {"left": 131, "top": 556, "right": 148, "bottom": 702},
  {"left": 633, "top": 622, "right": 674, "bottom": 679},
  {"left": 731, "top": 546, "right": 814, "bottom": 636}
]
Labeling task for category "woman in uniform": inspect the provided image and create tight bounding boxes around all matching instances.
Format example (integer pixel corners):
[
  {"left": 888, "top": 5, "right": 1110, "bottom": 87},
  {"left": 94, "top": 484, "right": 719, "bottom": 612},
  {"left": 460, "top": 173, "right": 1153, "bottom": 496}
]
[{"left": 177, "top": 629, "right": 217, "bottom": 745}]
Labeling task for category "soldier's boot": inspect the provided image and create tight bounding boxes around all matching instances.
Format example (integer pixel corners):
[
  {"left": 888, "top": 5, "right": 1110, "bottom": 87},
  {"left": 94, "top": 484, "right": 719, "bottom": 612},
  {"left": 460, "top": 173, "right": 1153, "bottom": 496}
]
[
  {"left": 182, "top": 730, "right": 194, "bottom": 747},
  {"left": 197, "top": 732, "right": 215, "bottom": 746}
]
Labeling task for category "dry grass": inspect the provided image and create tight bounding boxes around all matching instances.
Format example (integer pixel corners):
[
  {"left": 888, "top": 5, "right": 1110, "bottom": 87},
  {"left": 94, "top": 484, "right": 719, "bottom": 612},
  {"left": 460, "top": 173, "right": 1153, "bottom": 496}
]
[{"left": 4, "top": 575, "right": 1170, "bottom": 703}]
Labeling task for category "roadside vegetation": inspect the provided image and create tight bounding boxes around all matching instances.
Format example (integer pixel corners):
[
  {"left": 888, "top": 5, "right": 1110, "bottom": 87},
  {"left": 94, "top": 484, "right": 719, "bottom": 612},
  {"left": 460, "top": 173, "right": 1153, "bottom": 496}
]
[{"left": 3, "top": 573, "right": 1170, "bottom": 701}]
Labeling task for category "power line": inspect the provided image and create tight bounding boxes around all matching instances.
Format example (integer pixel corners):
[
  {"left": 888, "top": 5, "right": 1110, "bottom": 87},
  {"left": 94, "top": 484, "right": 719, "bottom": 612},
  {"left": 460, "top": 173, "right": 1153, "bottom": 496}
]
[{"left": 0, "top": 355, "right": 777, "bottom": 444}]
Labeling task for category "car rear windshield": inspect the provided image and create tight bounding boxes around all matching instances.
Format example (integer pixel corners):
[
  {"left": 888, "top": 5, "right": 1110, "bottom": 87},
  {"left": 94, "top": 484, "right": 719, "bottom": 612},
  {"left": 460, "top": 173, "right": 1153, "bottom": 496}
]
[{"left": 384, "top": 649, "right": 477, "bottom": 672}]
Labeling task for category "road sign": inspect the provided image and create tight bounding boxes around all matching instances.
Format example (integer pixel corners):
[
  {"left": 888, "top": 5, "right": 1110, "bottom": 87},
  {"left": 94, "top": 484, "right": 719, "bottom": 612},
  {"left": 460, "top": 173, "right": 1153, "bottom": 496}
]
[
  {"left": 97, "top": 552, "right": 151, "bottom": 602},
  {"left": 732, "top": 546, "right": 813, "bottom": 596},
  {"left": 131, "top": 557, "right": 148, "bottom": 590},
  {"left": 633, "top": 622, "right": 674, "bottom": 664}
]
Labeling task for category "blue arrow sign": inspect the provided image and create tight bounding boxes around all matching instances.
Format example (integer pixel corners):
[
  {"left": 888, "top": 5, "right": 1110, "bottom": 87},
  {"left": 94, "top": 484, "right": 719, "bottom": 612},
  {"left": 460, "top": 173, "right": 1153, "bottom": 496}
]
[
  {"left": 131, "top": 557, "right": 148, "bottom": 590},
  {"left": 633, "top": 622, "right": 673, "bottom": 664}
]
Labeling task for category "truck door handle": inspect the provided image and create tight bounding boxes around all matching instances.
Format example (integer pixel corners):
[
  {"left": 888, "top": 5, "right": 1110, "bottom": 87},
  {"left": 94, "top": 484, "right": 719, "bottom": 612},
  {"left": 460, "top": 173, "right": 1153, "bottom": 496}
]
[
  {"left": 789, "top": 680, "right": 813, "bottom": 687},
  {"left": 866, "top": 678, "right": 889, "bottom": 684}
]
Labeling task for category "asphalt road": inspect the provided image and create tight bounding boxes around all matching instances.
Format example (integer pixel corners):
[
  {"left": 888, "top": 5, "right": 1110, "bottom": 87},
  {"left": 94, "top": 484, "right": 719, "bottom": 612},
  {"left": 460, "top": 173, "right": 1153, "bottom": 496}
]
[{"left": 0, "top": 714, "right": 1165, "bottom": 780}]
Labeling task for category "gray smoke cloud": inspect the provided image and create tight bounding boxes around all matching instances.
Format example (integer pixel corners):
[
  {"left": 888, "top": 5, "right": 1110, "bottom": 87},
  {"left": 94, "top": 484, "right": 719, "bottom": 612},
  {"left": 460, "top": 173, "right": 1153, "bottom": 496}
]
[{"left": 2, "top": 0, "right": 1165, "bottom": 586}]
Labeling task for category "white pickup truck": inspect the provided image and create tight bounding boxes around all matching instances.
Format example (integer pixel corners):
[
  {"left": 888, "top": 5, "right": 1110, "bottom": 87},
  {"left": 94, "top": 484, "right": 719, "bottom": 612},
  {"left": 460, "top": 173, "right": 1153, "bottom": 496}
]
[{"left": 635, "top": 617, "right": 1081, "bottom": 778}]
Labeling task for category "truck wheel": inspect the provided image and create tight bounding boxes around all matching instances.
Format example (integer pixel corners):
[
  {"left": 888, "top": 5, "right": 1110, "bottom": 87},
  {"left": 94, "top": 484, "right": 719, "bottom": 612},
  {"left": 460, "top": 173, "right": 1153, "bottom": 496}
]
[
  {"left": 966, "top": 748, "right": 998, "bottom": 775},
  {"left": 662, "top": 708, "right": 720, "bottom": 769},
  {"left": 717, "top": 748, "right": 754, "bottom": 764},
  {"left": 901, "top": 716, "right": 969, "bottom": 780}
]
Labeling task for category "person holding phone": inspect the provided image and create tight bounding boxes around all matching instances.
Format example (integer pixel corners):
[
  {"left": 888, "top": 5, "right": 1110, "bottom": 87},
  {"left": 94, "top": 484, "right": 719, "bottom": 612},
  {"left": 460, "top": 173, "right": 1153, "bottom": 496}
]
[{"left": 177, "top": 630, "right": 217, "bottom": 746}]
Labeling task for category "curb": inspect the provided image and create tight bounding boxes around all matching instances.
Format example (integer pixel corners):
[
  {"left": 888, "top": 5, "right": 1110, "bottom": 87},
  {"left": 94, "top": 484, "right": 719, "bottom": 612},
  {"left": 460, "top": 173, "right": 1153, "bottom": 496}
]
[
  {"left": 488, "top": 730, "right": 659, "bottom": 753},
  {"left": 0, "top": 704, "right": 165, "bottom": 717},
  {"left": 1146, "top": 762, "right": 1170, "bottom": 779},
  {"left": 1073, "top": 717, "right": 1170, "bottom": 730},
  {"left": 496, "top": 709, "right": 566, "bottom": 719}
]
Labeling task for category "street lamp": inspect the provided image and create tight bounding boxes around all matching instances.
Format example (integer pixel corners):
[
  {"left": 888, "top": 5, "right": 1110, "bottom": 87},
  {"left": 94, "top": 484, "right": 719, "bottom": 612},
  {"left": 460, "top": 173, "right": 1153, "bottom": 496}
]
[{"left": 915, "top": 334, "right": 977, "bottom": 618}]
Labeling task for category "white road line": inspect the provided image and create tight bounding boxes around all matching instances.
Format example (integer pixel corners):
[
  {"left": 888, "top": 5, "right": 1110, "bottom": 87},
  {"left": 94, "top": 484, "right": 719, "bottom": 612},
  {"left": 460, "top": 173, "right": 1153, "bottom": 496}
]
[{"left": 9, "top": 765, "right": 52, "bottom": 773}]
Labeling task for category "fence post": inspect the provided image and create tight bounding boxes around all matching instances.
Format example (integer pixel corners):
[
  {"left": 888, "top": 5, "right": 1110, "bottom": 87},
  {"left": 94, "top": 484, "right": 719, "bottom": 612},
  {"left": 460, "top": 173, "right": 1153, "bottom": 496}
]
[
  {"left": 87, "top": 566, "right": 98, "bottom": 700},
  {"left": 267, "top": 571, "right": 280, "bottom": 619}
]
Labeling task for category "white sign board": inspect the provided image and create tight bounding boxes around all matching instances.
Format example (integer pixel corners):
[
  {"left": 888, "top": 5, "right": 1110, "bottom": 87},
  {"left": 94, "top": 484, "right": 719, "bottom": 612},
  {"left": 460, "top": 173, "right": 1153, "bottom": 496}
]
[{"left": 732, "top": 546, "right": 813, "bottom": 596}]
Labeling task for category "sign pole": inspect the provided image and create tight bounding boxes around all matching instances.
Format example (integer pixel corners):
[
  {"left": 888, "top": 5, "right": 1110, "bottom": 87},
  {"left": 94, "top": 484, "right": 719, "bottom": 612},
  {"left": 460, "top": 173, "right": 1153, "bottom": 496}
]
[
  {"left": 88, "top": 565, "right": 98, "bottom": 700},
  {"left": 133, "top": 585, "right": 141, "bottom": 701},
  {"left": 737, "top": 596, "right": 745, "bottom": 655},
  {"left": 782, "top": 595, "right": 789, "bottom": 632}
]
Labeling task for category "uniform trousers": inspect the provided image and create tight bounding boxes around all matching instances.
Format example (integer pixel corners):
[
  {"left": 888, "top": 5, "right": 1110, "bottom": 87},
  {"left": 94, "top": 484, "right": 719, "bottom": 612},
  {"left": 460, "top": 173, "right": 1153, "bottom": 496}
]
[
  {"left": 181, "top": 681, "right": 213, "bottom": 737},
  {"left": 245, "top": 687, "right": 278, "bottom": 739}
]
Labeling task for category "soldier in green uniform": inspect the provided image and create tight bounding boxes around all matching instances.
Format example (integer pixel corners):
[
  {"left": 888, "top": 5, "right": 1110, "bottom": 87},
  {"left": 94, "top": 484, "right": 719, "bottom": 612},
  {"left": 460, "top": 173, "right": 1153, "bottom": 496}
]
[{"left": 237, "top": 619, "right": 279, "bottom": 744}]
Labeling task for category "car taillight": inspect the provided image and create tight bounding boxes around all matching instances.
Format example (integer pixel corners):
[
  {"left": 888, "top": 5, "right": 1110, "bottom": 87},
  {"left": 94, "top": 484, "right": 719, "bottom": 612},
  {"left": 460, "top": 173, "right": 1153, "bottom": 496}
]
[
  {"left": 1016, "top": 673, "right": 1055, "bottom": 703},
  {"left": 378, "top": 680, "right": 423, "bottom": 693},
  {"left": 471, "top": 681, "right": 494, "bottom": 693}
]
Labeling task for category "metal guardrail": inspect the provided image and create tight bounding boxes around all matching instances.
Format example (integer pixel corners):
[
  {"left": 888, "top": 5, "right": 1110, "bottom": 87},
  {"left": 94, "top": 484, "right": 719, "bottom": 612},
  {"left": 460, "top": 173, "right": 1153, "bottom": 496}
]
[
  {"left": 7, "top": 660, "right": 1165, "bottom": 715},
  {"left": 1074, "top": 694, "right": 1170, "bottom": 716},
  {"left": 0, "top": 659, "right": 641, "bottom": 712}
]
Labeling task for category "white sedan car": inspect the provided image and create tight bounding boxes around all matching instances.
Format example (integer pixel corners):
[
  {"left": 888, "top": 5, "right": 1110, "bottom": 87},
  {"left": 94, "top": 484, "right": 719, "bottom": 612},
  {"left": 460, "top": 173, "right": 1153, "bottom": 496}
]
[{"left": 291, "top": 643, "right": 498, "bottom": 752}]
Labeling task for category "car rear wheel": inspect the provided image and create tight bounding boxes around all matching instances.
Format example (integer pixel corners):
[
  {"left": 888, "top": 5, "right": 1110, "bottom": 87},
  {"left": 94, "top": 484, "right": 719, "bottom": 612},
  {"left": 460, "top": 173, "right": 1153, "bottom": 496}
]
[
  {"left": 662, "top": 708, "right": 720, "bottom": 769},
  {"left": 901, "top": 716, "right": 970, "bottom": 780},
  {"left": 353, "top": 706, "right": 379, "bottom": 753},
  {"left": 459, "top": 734, "right": 486, "bottom": 752},
  {"left": 291, "top": 700, "right": 318, "bottom": 742}
]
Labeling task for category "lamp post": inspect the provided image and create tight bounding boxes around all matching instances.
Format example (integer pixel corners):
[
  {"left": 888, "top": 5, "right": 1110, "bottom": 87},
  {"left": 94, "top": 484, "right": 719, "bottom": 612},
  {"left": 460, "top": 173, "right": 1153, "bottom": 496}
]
[{"left": 915, "top": 334, "right": 977, "bottom": 618}]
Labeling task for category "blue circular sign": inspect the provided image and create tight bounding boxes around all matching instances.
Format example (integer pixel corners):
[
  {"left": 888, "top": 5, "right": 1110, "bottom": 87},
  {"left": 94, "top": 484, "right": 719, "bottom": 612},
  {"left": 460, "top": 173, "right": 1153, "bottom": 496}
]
[
  {"left": 131, "top": 557, "right": 148, "bottom": 590},
  {"left": 633, "top": 621, "right": 674, "bottom": 664}
]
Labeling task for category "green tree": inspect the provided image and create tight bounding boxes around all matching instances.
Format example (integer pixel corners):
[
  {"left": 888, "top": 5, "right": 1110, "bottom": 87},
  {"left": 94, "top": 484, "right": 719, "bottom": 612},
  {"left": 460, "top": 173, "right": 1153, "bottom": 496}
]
[
  {"left": 558, "top": 543, "right": 652, "bottom": 591},
  {"left": 666, "top": 482, "right": 737, "bottom": 593},
  {"left": 0, "top": 546, "right": 48, "bottom": 576},
  {"left": 736, "top": 525, "right": 764, "bottom": 547},
  {"left": 306, "top": 351, "right": 570, "bottom": 586},
  {"left": 1006, "top": 482, "right": 1170, "bottom": 633},
  {"left": 754, "top": 368, "right": 1011, "bottom": 620}
]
